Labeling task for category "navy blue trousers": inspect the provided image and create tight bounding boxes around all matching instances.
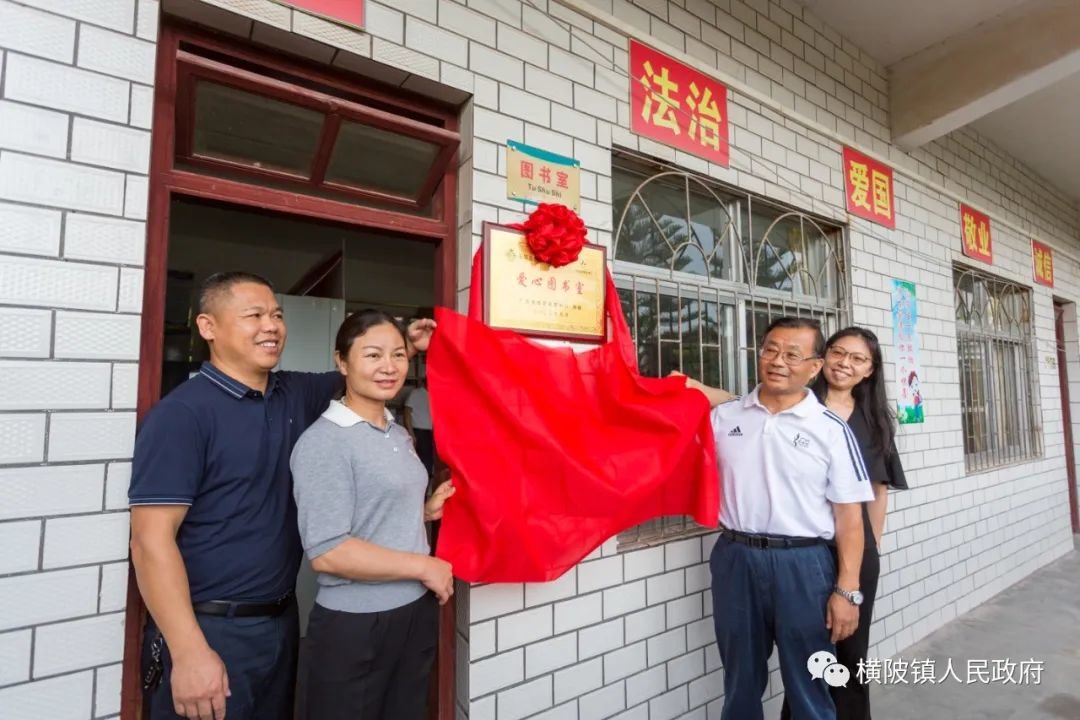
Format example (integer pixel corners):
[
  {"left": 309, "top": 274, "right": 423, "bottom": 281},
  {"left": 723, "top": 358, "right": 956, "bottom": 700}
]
[
  {"left": 781, "top": 506, "right": 879, "bottom": 720},
  {"left": 142, "top": 604, "right": 299, "bottom": 720},
  {"left": 710, "top": 536, "right": 838, "bottom": 720}
]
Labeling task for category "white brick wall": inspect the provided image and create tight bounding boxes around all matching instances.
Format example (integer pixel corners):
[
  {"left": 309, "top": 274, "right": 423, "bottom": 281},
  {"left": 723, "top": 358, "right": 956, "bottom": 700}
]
[
  {"left": 0, "top": 567, "right": 100, "bottom": 632},
  {"left": 0, "top": 360, "right": 113, "bottom": 410},
  {"left": 0, "top": 521, "right": 41, "bottom": 575},
  {"left": 313, "top": 0, "right": 1075, "bottom": 715},
  {"left": 0, "top": 413, "right": 47, "bottom": 464},
  {"left": 3, "top": 53, "right": 130, "bottom": 122},
  {"left": 0, "top": 671, "right": 94, "bottom": 720},
  {"left": 0, "top": 152, "right": 127, "bottom": 215},
  {"left": 0, "top": 202, "right": 63, "bottom": 257},
  {"left": 54, "top": 311, "right": 141, "bottom": 360},
  {"left": 0, "top": 100, "right": 71, "bottom": 158},
  {"left": 0, "top": 1, "right": 76, "bottom": 63},
  {"left": 0, "top": 630, "right": 33, "bottom": 686},
  {"left": 1, "top": 0, "right": 1078, "bottom": 718},
  {"left": 42, "top": 512, "right": 131, "bottom": 569},
  {"left": 33, "top": 612, "right": 125, "bottom": 678},
  {"left": 0, "top": 2, "right": 155, "bottom": 715}
]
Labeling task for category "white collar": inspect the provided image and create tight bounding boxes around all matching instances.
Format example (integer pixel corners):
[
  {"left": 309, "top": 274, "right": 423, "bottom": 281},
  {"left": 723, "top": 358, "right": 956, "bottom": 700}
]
[
  {"left": 322, "top": 399, "right": 395, "bottom": 429},
  {"left": 744, "top": 385, "right": 819, "bottom": 418}
]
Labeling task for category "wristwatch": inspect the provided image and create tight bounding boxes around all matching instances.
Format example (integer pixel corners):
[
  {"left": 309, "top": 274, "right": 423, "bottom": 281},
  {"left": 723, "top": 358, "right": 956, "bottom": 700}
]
[{"left": 834, "top": 586, "right": 864, "bottom": 606}]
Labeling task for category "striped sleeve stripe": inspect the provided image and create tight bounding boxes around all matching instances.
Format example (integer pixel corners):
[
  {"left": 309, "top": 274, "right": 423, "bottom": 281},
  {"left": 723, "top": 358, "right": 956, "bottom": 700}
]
[
  {"left": 822, "top": 410, "right": 870, "bottom": 482},
  {"left": 129, "top": 497, "right": 194, "bottom": 506}
]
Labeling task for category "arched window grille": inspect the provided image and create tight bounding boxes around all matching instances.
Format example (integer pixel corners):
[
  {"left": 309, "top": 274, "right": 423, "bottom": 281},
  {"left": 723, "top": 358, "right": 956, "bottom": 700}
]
[
  {"left": 953, "top": 265, "right": 1042, "bottom": 472},
  {"left": 611, "top": 151, "right": 850, "bottom": 549}
]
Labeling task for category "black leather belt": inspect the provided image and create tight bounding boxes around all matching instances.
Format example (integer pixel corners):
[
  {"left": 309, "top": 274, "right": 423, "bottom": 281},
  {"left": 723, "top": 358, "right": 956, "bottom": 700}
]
[
  {"left": 720, "top": 528, "right": 829, "bottom": 549},
  {"left": 193, "top": 592, "right": 295, "bottom": 618}
]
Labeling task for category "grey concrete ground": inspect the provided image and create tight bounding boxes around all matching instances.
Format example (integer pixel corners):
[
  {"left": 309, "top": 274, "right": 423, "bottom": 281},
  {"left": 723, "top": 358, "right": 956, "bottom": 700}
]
[{"left": 869, "top": 543, "right": 1080, "bottom": 720}]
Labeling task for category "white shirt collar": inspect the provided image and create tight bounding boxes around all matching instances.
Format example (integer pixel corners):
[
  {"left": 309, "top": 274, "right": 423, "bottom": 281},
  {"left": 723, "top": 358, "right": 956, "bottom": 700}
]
[
  {"left": 743, "top": 385, "right": 819, "bottom": 418},
  {"left": 322, "top": 399, "right": 395, "bottom": 429}
]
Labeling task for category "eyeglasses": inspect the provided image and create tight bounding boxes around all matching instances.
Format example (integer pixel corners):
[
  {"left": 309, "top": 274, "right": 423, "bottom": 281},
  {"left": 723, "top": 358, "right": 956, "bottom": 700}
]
[
  {"left": 758, "top": 346, "right": 820, "bottom": 365},
  {"left": 826, "top": 347, "right": 871, "bottom": 366}
]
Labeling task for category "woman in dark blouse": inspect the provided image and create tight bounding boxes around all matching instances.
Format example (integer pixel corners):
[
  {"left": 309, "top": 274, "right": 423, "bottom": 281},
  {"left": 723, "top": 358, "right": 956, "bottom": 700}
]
[{"left": 781, "top": 326, "right": 908, "bottom": 720}]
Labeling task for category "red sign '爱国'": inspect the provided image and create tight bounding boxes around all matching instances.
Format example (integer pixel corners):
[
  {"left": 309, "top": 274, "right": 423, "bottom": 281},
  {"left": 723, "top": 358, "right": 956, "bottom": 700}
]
[
  {"left": 629, "top": 40, "right": 730, "bottom": 167},
  {"left": 281, "top": 0, "right": 363, "bottom": 28},
  {"left": 959, "top": 204, "right": 992, "bottom": 264},
  {"left": 842, "top": 146, "right": 895, "bottom": 229}
]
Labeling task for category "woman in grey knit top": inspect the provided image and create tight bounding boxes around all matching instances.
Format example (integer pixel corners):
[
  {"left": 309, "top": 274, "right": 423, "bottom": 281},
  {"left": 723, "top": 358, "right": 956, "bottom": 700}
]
[{"left": 290, "top": 309, "right": 455, "bottom": 720}]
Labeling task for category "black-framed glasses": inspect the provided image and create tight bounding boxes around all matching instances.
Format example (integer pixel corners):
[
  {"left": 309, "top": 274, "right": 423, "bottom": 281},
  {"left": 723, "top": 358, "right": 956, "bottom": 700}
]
[
  {"left": 825, "top": 346, "right": 871, "bottom": 366},
  {"left": 757, "top": 346, "right": 820, "bottom": 365}
]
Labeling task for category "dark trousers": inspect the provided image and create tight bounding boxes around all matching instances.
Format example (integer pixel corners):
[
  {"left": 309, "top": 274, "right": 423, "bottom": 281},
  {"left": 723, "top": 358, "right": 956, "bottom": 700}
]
[
  {"left": 142, "top": 603, "right": 299, "bottom": 720},
  {"left": 711, "top": 536, "right": 837, "bottom": 720},
  {"left": 781, "top": 507, "right": 880, "bottom": 720},
  {"left": 302, "top": 592, "right": 437, "bottom": 720}
]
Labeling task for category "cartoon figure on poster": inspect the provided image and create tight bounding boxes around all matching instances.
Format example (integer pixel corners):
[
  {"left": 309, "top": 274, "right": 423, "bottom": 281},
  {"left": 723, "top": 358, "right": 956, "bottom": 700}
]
[
  {"left": 907, "top": 371, "right": 922, "bottom": 417},
  {"left": 891, "top": 279, "right": 925, "bottom": 424}
]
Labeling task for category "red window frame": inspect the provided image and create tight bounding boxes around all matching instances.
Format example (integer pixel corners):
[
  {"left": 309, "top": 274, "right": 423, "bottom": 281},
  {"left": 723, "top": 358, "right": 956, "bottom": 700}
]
[
  {"left": 122, "top": 21, "right": 460, "bottom": 720},
  {"left": 174, "top": 49, "right": 459, "bottom": 211}
]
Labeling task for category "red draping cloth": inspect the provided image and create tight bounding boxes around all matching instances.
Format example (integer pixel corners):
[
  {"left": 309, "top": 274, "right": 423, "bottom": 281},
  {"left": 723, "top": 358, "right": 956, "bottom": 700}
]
[{"left": 427, "top": 246, "right": 719, "bottom": 582}]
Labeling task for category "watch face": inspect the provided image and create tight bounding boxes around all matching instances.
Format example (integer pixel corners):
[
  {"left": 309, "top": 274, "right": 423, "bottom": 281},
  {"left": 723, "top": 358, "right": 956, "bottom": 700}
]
[{"left": 851, "top": 591, "right": 864, "bottom": 605}]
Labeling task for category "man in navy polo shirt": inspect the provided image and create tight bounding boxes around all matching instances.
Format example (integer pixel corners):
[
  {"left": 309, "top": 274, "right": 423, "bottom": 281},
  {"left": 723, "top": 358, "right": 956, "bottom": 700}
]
[{"left": 129, "top": 272, "right": 434, "bottom": 720}]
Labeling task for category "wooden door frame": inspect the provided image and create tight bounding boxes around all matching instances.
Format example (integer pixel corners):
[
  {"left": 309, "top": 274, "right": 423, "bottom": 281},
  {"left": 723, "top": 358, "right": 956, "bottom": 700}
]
[
  {"left": 1053, "top": 300, "right": 1080, "bottom": 533},
  {"left": 121, "top": 22, "right": 460, "bottom": 720}
]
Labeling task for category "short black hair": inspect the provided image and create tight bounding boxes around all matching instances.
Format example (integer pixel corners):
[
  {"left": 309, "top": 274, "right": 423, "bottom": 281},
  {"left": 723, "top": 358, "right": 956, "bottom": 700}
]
[
  {"left": 198, "top": 271, "right": 274, "bottom": 314},
  {"left": 335, "top": 309, "right": 407, "bottom": 358},
  {"left": 761, "top": 316, "right": 825, "bottom": 358}
]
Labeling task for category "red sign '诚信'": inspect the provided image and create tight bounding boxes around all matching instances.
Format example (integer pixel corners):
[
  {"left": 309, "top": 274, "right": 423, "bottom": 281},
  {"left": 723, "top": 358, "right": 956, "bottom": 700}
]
[
  {"left": 281, "top": 0, "right": 362, "bottom": 28},
  {"left": 842, "top": 147, "right": 895, "bottom": 229},
  {"left": 959, "top": 204, "right": 992, "bottom": 264},
  {"left": 629, "top": 40, "right": 730, "bottom": 167},
  {"left": 1033, "top": 240, "right": 1054, "bottom": 287}
]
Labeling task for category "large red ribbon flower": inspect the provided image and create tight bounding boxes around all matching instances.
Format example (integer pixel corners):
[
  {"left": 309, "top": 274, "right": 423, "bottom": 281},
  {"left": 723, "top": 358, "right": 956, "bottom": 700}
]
[{"left": 511, "top": 203, "right": 587, "bottom": 267}]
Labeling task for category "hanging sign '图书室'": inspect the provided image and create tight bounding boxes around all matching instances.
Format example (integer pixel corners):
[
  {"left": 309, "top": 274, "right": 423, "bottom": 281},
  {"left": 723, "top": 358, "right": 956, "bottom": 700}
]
[{"left": 506, "top": 141, "right": 581, "bottom": 212}]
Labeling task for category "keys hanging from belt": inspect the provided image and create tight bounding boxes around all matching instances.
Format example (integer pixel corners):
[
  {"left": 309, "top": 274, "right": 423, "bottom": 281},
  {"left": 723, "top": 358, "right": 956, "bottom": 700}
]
[{"left": 143, "top": 633, "right": 164, "bottom": 691}]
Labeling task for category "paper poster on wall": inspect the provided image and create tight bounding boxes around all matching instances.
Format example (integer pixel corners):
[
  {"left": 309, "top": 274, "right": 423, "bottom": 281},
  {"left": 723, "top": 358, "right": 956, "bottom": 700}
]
[{"left": 891, "top": 279, "right": 924, "bottom": 424}]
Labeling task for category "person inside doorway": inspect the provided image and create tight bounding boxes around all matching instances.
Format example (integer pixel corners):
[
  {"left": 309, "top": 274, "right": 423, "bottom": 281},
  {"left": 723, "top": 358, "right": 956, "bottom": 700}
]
[
  {"left": 128, "top": 272, "right": 435, "bottom": 720},
  {"left": 403, "top": 373, "right": 435, "bottom": 478},
  {"left": 290, "top": 309, "right": 455, "bottom": 720},
  {"left": 686, "top": 317, "right": 874, "bottom": 720}
]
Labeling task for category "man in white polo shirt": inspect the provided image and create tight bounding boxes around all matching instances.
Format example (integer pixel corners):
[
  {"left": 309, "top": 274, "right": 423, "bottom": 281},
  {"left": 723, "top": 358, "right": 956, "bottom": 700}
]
[{"left": 706, "top": 317, "right": 873, "bottom": 720}]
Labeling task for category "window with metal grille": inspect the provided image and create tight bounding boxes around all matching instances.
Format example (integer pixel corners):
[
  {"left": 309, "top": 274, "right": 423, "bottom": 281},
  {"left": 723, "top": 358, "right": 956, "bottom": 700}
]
[
  {"left": 953, "top": 265, "right": 1042, "bottom": 472},
  {"left": 611, "top": 151, "right": 849, "bottom": 550}
]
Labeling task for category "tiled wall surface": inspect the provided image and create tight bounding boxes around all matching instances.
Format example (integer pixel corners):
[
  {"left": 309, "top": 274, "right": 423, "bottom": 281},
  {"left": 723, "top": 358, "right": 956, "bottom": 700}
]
[
  {"left": 0, "top": 0, "right": 156, "bottom": 717},
  {"left": 1, "top": 0, "right": 1077, "bottom": 718}
]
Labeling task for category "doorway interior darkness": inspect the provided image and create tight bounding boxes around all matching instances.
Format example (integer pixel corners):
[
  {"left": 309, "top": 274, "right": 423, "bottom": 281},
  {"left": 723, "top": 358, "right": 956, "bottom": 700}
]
[{"left": 123, "top": 21, "right": 461, "bottom": 720}]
